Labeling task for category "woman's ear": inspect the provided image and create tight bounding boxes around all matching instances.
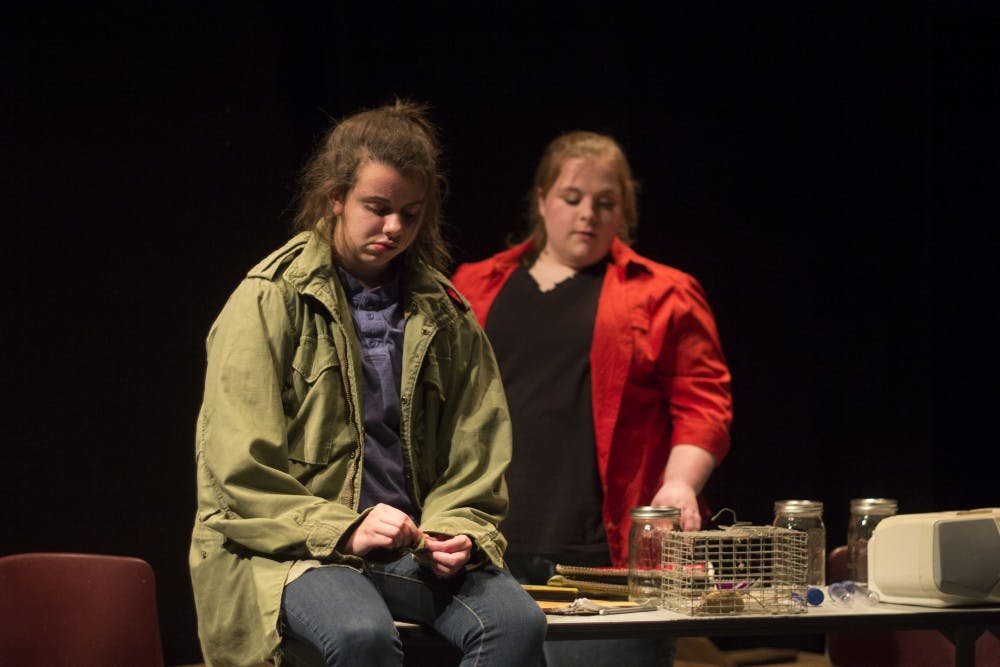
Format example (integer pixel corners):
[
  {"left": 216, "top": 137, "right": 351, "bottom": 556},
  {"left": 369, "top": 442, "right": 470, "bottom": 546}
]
[{"left": 330, "top": 193, "right": 344, "bottom": 218}]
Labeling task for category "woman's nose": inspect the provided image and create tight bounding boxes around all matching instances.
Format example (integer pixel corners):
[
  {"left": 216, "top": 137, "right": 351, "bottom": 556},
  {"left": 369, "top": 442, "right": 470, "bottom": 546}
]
[{"left": 383, "top": 213, "right": 403, "bottom": 235}]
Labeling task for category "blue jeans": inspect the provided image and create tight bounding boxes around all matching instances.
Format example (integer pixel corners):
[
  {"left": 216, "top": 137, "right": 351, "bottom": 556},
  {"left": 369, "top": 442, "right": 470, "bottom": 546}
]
[{"left": 280, "top": 555, "right": 547, "bottom": 666}]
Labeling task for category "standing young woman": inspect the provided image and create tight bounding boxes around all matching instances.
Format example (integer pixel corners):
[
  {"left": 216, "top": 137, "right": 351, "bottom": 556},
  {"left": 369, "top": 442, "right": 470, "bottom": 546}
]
[
  {"left": 189, "top": 101, "right": 546, "bottom": 667},
  {"left": 452, "top": 131, "right": 733, "bottom": 666}
]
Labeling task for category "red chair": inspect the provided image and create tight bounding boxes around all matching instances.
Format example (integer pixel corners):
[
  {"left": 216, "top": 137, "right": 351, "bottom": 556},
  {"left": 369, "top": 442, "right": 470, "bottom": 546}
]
[
  {"left": 825, "top": 545, "right": 1000, "bottom": 666},
  {"left": 0, "top": 552, "right": 165, "bottom": 666}
]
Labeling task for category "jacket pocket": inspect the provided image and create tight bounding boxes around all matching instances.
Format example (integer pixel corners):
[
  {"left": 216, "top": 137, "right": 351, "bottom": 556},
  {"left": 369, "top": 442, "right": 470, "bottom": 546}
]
[
  {"left": 189, "top": 520, "right": 273, "bottom": 664},
  {"left": 286, "top": 334, "right": 349, "bottom": 465},
  {"left": 291, "top": 333, "right": 340, "bottom": 382},
  {"left": 420, "top": 346, "right": 447, "bottom": 402}
]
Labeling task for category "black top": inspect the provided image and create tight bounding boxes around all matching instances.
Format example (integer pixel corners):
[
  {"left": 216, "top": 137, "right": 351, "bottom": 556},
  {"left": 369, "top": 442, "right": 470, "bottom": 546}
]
[{"left": 485, "top": 261, "right": 609, "bottom": 562}]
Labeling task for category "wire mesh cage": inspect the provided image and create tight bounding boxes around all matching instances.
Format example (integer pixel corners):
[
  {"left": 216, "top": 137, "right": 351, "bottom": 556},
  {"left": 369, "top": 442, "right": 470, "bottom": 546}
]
[{"left": 661, "top": 525, "right": 809, "bottom": 615}]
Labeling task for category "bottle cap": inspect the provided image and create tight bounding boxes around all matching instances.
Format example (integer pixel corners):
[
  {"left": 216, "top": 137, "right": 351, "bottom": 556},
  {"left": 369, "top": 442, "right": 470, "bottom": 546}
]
[
  {"left": 774, "top": 500, "right": 824, "bottom": 516},
  {"left": 850, "top": 498, "right": 898, "bottom": 514},
  {"left": 631, "top": 506, "right": 681, "bottom": 519},
  {"left": 806, "top": 587, "right": 825, "bottom": 605}
]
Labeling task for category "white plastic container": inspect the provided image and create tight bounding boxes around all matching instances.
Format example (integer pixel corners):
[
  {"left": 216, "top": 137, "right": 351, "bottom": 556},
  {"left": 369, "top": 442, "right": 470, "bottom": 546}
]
[{"left": 867, "top": 508, "right": 1000, "bottom": 607}]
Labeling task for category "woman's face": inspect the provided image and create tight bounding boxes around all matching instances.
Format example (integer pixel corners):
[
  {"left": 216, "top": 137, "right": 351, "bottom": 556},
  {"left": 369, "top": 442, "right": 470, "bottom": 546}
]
[
  {"left": 537, "top": 157, "right": 623, "bottom": 270},
  {"left": 331, "top": 161, "right": 425, "bottom": 286}
]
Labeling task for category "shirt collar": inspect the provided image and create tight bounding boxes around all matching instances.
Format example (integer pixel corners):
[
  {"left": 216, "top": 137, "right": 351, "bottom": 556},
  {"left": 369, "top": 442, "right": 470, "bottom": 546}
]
[{"left": 336, "top": 266, "right": 401, "bottom": 310}]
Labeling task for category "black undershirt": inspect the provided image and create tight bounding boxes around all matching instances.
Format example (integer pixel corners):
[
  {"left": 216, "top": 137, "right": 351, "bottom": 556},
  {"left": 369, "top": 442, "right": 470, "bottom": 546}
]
[{"left": 485, "top": 260, "right": 608, "bottom": 562}]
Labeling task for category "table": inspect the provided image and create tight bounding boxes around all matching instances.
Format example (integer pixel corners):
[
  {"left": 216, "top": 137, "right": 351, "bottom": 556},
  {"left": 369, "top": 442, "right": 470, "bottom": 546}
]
[{"left": 543, "top": 602, "right": 1000, "bottom": 667}]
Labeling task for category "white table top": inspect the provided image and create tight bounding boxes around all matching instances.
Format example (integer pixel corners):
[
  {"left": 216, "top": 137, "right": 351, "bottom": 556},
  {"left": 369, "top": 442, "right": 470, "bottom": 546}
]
[{"left": 543, "top": 600, "right": 1000, "bottom": 638}]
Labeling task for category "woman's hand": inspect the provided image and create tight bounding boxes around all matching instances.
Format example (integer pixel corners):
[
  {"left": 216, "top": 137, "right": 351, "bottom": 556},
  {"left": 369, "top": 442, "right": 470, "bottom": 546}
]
[
  {"left": 422, "top": 533, "right": 473, "bottom": 579},
  {"left": 342, "top": 503, "right": 422, "bottom": 557},
  {"left": 651, "top": 481, "right": 702, "bottom": 531},
  {"left": 653, "top": 444, "right": 717, "bottom": 531}
]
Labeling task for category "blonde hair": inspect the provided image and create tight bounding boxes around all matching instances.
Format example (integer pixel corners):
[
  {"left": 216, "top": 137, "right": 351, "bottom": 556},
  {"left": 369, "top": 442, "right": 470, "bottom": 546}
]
[
  {"left": 520, "top": 131, "right": 639, "bottom": 250},
  {"left": 293, "top": 100, "right": 450, "bottom": 272}
]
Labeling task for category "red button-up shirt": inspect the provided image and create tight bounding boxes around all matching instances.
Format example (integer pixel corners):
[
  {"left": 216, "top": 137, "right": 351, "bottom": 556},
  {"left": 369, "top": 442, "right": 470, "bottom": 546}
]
[{"left": 453, "top": 238, "right": 732, "bottom": 565}]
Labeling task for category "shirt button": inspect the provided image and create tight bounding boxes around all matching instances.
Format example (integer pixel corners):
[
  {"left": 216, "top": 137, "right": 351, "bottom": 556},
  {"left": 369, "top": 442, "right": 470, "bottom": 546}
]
[{"left": 367, "top": 313, "right": 374, "bottom": 320}]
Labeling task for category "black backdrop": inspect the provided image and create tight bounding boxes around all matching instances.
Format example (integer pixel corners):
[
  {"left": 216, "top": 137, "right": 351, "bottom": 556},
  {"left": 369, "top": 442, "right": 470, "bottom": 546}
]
[{"left": 3, "top": 2, "right": 997, "bottom": 664}]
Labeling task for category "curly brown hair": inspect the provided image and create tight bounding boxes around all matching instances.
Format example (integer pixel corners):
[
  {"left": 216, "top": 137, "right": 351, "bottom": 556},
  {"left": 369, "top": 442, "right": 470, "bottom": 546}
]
[{"left": 293, "top": 100, "right": 450, "bottom": 272}]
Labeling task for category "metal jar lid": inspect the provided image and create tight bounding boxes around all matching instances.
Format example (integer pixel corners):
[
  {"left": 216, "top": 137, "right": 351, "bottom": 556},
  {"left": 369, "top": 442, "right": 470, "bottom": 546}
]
[
  {"left": 631, "top": 506, "right": 681, "bottom": 519},
  {"left": 774, "top": 499, "right": 824, "bottom": 516},
  {"left": 850, "top": 498, "right": 898, "bottom": 514}
]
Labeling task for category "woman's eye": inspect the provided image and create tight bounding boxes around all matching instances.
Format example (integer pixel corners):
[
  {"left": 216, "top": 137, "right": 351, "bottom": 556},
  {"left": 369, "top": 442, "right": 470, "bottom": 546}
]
[
  {"left": 365, "top": 204, "right": 389, "bottom": 216},
  {"left": 598, "top": 200, "right": 617, "bottom": 210},
  {"left": 562, "top": 196, "right": 581, "bottom": 206},
  {"left": 402, "top": 210, "right": 420, "bottom": 224}
]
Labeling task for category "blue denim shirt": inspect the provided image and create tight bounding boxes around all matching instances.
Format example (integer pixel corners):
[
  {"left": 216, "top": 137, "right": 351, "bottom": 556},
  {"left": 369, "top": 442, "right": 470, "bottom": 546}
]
[{"left": 337, "top": 268, "right": 417, "bottom": 520}]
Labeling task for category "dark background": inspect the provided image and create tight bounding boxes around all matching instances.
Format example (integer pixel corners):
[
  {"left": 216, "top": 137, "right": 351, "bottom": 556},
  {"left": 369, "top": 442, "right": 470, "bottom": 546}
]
[{"left": 2, "top": 2, "right": 997, "bottom": 664}]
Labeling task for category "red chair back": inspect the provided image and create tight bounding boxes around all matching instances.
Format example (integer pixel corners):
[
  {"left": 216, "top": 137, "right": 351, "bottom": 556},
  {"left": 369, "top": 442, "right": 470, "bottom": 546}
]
[{"left": 0, "top": 552, "right": 164, "bottom": 666}]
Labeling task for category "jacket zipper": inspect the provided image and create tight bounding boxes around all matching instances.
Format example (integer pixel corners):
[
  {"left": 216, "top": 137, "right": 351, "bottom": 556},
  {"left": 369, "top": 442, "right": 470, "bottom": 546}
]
[
  {"left": 401, "top": 319, "right": 437, "bottom": 508},
  {"left": 332, "top": 321, "right": 364, "bottom": 509}
]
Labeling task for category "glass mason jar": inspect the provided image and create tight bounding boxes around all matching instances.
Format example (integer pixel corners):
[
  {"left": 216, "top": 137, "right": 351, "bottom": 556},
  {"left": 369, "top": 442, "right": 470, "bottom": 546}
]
[
  {"left": 773, "top": 500, "right": 826, "bottom": 587},
  {"left": 628, "top": 506, "right": 681, "bottom": 604},
  {"left": 847, "top": 498, "right": 898, "bottom": 586}
]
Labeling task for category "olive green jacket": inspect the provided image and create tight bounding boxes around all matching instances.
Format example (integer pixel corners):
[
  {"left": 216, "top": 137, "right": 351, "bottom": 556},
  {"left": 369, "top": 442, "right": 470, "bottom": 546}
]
[{"left": 189, "top": 230, "right": 512, "bottom": 667}]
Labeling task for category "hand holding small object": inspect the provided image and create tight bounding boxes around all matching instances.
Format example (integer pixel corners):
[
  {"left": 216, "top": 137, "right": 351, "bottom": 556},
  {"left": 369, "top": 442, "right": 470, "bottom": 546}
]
[
  {"left": 343, "top": 503, "right": 422, "bottom": 556},
  {"left": 422, "top": 532, "right": 473, "bottom": 579}
]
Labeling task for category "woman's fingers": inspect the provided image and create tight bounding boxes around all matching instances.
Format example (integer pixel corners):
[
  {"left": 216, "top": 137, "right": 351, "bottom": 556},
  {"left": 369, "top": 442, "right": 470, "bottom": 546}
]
[
  {"left": 346, "top": 504, "right": 422, "bottom": 554},
  {"left": 428, "top": 545, "right": 472, "bottom": 578},
  {"left": 370, "top": 504, "right": 422, "bottom": 547},
  {"left": 422, "top": 533, "right": 473, "bottom": 578},
  {"left": 423, "top": 533, "right": 472, "bottom": 553}
]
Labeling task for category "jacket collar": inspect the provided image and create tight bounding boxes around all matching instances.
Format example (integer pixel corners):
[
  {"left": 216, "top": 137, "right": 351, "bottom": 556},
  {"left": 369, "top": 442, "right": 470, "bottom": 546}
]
[
  {"left": 282, "top": 225, "right": 463, "bottom": 327},
  {"left": 607, "top": 237, "right": 653, "bottom": 279},
  {"left": 280, "top": 227, "right": 343, "bottom": 318}
]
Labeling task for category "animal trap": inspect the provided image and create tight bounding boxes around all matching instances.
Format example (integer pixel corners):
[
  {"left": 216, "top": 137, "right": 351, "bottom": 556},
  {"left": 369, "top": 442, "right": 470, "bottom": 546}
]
[{"left": 660, "top": 525, "right": 808, "bottom": 615}]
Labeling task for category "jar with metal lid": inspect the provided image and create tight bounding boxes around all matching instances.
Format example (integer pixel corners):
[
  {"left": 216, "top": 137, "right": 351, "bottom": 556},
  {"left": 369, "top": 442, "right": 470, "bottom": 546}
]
[
  {"left": 628, "top": 506, "right": 681, "bottom": 604},
  {"left": 847, "top": 498, "right": 898, "bottom": 586},
  {"left": 773, "top": 500, "right": 826, "bottom": 586}
]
